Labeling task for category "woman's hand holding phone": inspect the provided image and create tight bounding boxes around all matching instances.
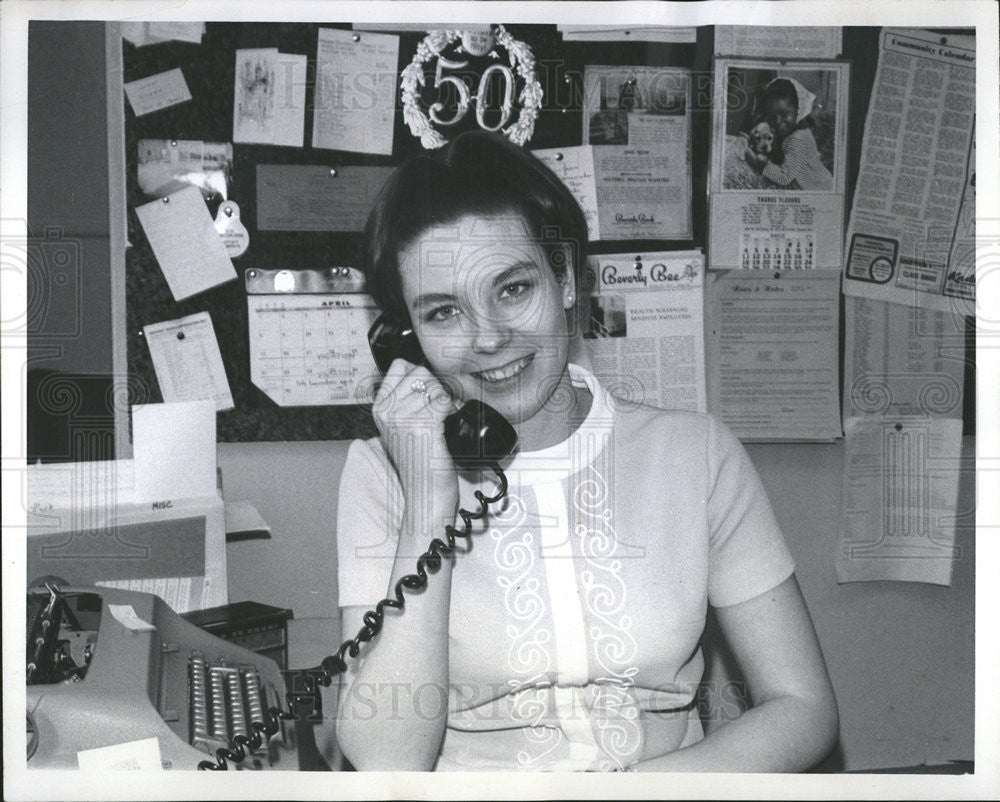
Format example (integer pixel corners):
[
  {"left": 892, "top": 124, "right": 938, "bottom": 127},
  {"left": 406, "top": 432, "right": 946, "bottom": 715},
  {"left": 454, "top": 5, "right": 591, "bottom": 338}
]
[{"left": 372, "top": 358, "right": 461, "bottom": 531}]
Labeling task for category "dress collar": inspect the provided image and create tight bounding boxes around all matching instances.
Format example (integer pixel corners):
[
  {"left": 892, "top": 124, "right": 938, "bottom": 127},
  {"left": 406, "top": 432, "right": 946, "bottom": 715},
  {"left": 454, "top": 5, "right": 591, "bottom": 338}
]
[{"left": 502, "top": 363, "right": 616, "bottom": 483}]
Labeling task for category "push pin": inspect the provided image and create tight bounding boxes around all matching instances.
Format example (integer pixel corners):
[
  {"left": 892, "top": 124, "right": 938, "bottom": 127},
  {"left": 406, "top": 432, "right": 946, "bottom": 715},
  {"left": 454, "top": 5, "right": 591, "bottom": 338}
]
[
  {"left": 329, "top": 168, "right": 338, "bottom": 177},
  {"left": 555, "top": 152, "right": 564, "bottom": 161},
  {"left": 634, "top": 256, "right": 643, "bottom": 272},
  {"left": 353, "top": 33, "right": 360, "bottom": 42},
  {"left": 177, "top": 331, "right": 185, "bottom": 341},
  {"left": 162, "top": 196, "right": 170, "bottom": 203},
  {"left": 224, "top": 206, "right": 234, "bottom": 217},
  {"left": 170, "top": 140, "right": 178, "bottom": 147}
]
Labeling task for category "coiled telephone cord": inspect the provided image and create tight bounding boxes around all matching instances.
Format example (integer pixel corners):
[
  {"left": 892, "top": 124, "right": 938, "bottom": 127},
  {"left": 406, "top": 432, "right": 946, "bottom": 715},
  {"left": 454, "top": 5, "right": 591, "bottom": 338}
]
[{"left": 198, "top": 464, "right": 508, "bottom": 770}]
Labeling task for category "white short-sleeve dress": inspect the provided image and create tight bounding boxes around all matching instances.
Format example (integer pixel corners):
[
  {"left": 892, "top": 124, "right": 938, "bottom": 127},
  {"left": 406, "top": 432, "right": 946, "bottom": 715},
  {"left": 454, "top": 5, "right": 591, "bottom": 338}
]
[{"left": 336, "top": 364, "right": 795, "bottom": 771}]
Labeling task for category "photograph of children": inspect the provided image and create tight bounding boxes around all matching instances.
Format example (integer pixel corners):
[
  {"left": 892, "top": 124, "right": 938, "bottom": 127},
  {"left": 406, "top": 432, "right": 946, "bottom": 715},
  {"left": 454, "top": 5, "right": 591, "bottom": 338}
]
[
  {"left": 722, "top": 66, "right": 839, "bottom": 191},
  {"left": 585, "top": 66, "right": 687, "bottom": 146},
  {"left": 583, "top": 295, "right": 627, "bottom": 339}
]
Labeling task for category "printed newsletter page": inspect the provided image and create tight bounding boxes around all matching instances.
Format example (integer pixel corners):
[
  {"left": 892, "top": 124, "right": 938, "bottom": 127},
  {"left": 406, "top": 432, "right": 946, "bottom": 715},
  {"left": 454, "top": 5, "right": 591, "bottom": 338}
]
[{"left": 581, "top": 251, "right": 705, "bottom": 412}]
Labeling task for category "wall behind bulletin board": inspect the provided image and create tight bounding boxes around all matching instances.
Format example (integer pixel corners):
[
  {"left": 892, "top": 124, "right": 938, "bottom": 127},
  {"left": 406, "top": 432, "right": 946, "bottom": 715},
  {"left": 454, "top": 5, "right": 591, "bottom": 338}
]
[{"left": 122, "top": 23, "right": 974, "bottom": 443}]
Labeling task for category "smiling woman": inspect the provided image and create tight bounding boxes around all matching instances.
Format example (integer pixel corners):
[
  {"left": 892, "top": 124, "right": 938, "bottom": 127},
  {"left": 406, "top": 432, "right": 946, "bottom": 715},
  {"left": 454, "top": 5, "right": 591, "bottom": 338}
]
[{"left": 333, "top": 131, "right": 838, "bottom": 772}]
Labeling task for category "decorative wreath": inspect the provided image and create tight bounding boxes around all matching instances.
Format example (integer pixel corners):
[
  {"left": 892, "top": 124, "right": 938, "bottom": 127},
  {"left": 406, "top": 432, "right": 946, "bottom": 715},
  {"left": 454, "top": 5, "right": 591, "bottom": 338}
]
[{"left": 400, "top": 25, "right": 543, "bottom": 149}]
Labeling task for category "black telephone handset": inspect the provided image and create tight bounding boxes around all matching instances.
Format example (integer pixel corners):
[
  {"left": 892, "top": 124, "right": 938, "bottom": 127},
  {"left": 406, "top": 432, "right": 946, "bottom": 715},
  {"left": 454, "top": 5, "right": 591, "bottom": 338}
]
[
  {"left": 200, "top": 316, "right": 516, "bottom": 770},
  {"left": 367, "top": 314, "right": 518, "bottom": 470}
]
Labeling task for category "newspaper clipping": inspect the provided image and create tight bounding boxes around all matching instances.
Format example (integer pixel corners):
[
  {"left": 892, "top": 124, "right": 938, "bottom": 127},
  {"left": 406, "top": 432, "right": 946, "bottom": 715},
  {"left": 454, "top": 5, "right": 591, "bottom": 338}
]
[
  {"left": 580, "top": 250, "right": 705, "bottom": 412},
  {"left": 582, "top": 65, "right": 692, "bottom": 240},
  {"left": 714, "top": 26, "right": 843, "bottom": 59},
  {"left": 705, "top": 270, "right": 841, "bottom": 441},
  {"left": 709, "top": 58, "right": 850, "bottom": 270},
  {"left": 842, "top": 28, "right": 975, "bottom": 315}
]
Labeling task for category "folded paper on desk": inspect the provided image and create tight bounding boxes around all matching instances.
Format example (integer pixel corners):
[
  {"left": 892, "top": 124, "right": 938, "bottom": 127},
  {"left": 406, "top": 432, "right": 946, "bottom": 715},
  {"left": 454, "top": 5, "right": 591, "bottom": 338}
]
[
  {"left": 26, "top": 461, "right": 227, "bottom": 613},
  {"left": 224, "top": 500, "right": 272, "bottom": 541}
]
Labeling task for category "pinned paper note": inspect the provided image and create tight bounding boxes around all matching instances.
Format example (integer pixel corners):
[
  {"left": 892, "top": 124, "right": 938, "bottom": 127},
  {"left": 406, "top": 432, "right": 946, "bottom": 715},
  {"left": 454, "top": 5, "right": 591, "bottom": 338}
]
[
  {"left": 837, "top": 416, "right": 963, "bottom": 586},
  {"left": 122, "top": 22, "right": 205, "bottom": 47},
  {"left": 559, "top": 25, "right": 697, "bottom": 43},
  {"left": 147, "top": 22, "right": 206, "bottom": 45},
  {"left": 532, "top": 146, "right": 600, "bottom": 240},
  {"left": 714, "top": 26, "right": 842, "bottom": 58},
  {"left": 213, "top": 201, "right": 250, "bottom": 257},
  {"left": 143, "top": 312, "right": 234, "bottom": 410},
  {"left": 77, "top": 737, "right": 162, "bottom": 771},
  {"left": 313, "top": 28, "right": 399, "bottom": 155},
  {"left": 124, "top": 68, "right": 192, "bottom": 116},
  {"left": 581, "top": 65, "right": 694, "bottom": 240},
  {"left": 705, "top": 270, "right": 842, "bottom": 441},
  {"left": 256, "top": 164, "right": 394, "bottom": 231},
  {"left": 131, "top": 400, "right": 217, "bottom": 503},
  {"left": 135, "top": 186, "right": 237, "bottom": 301},
  {"left": 137, "top": 139, "right": 233, "bottom": 200},
  {"left": 233, "top": 49, "right": 308, "bottom": 147}
]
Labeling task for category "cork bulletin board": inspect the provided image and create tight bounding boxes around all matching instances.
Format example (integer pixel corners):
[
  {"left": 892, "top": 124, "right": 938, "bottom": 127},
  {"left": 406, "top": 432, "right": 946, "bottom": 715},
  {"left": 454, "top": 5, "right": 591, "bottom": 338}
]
[{"left": 122, "top": 23, "right": 971, "bottom": 443}]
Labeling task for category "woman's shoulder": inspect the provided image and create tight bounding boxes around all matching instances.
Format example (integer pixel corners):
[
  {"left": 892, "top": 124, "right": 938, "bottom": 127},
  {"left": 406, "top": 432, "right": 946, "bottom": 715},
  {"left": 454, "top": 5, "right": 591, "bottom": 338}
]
[{"left": 610, "top": 401, "right": 728, "bottom": 451}]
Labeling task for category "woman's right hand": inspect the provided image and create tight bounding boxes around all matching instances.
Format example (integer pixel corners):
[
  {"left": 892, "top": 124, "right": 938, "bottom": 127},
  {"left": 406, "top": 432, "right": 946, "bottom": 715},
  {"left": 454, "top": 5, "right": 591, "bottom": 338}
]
[{"left": 371, "top": 358, "right": 460, "bottom": 520}]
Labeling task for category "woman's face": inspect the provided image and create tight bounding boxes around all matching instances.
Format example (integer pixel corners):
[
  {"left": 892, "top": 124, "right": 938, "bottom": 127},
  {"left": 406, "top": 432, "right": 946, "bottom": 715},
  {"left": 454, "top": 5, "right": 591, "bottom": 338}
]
[
  {"left": 766, "top": 97, "right": 797, "bottom": 139},
  {"left": 397, "top": 213, "right": 574, "bottom": 426}
]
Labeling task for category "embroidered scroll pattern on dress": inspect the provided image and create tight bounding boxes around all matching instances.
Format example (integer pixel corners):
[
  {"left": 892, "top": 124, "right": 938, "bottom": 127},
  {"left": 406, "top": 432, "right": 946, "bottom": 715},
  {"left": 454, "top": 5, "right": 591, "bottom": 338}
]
[
  {"left": 491, "top": 492, "right": 563, "bottom": 767},
  {"left": 574, "top": 465, "right": 643, "bottom": 769}
]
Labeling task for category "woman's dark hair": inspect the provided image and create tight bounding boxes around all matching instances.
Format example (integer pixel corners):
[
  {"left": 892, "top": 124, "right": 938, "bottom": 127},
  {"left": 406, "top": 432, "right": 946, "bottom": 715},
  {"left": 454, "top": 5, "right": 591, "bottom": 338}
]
[{"left": 363, "top": 130, "right": 589, "bottom": 323}]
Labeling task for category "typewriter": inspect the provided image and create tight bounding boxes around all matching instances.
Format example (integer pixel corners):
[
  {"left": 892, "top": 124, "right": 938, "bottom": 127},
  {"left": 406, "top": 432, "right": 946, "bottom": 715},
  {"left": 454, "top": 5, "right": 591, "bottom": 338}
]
[{"left": 25, "top": 584, "right": 309, "bottom": 770}]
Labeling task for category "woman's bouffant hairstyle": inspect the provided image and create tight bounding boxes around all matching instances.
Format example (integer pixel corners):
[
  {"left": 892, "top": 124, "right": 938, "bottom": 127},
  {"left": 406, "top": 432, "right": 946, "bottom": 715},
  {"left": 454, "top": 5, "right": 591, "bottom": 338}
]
[{"left": 362, "top": 130, "right": 589, "bottom": 323}]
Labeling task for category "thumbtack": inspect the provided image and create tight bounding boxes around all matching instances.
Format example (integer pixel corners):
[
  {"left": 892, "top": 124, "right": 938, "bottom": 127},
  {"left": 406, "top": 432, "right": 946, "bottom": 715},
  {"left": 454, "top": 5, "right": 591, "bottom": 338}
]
[
  {"left": 555, "top": 152, "right": 564, "bottom": 161},
  {"left": 353, "top": 33, "right": 360, "bottom": 42},
  {"left": 329, "top": 168, "right": 338, "bottom": 177}
]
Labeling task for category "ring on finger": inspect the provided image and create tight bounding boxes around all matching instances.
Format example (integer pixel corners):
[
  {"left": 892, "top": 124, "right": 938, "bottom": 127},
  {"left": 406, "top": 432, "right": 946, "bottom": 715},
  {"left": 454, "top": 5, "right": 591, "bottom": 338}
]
[{"left": 410, "top": 379, "right": 429, "bottom": 396}]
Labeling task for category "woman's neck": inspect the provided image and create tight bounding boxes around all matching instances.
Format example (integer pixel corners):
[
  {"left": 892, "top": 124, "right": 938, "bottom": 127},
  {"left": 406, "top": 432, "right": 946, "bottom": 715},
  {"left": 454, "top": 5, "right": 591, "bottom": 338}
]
[{"left": 513, "top": 368, "right": 593, "bottom": 453}]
